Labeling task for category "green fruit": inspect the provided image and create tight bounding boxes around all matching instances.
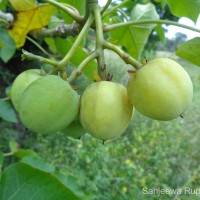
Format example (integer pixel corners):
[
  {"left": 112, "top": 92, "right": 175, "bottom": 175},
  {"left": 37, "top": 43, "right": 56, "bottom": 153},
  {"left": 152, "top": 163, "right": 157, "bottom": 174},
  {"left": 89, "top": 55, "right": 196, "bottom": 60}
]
[
  {"left": 11, "top": 69, "right": 41, "bottom": 111},
  {"left": 61, "top": 119, "right": 86, "bottom": 139},
  {"left": 19, "top": 75, "right": 79, "bottom": 134},
  {"left": 127, "top": 58, "right": 193, "bottom": 120},
  {"left": 80, "top": 81, "right": 134, "bottom": 141}
]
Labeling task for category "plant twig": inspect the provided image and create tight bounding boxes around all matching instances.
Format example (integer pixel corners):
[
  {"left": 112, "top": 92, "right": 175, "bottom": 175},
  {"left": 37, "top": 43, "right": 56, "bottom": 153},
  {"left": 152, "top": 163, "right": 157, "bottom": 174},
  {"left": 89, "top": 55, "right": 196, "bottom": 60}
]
[
  {"left": 30, "top": 22, "right": 80, "bottom": 39},
  {"left": 1, "top": 97, "right": 10, "bottom": 101},
  {"left": 22, "top": 49, "right": 59, "bottom": 67}
]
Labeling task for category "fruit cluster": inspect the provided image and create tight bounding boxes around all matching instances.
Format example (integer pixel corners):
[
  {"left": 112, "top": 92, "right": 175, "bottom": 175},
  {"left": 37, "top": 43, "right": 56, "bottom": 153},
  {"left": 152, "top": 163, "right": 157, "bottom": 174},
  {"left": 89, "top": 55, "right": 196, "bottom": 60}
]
[{"left": 11, "top": 58, "right": 193, "bottom": 142}]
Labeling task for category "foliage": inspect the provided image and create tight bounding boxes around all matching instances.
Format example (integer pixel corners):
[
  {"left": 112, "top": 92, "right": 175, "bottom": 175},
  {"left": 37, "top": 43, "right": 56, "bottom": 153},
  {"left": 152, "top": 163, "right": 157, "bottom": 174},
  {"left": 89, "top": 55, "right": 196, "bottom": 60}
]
[{"left": 0, "top": 0, "right": 200, "bottom": 199}]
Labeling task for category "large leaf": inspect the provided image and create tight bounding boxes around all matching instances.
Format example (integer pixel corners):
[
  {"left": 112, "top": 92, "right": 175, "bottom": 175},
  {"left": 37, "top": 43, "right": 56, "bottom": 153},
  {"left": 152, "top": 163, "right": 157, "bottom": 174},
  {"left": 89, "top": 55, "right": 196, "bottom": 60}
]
[
  {"left": 0, "top": 99, "right": 17, "bottom": 123},
  {"left": 176, "top": 37, "right": 200, "bottom": 67},
  {"left": 167, "top": 0, "right": 200, "bottom": 23},
  {"left": 21, "top": 156, "right": 55, "bottom": 173},
  {"left": 54, "top": 38, "right": 97, "bottom": 82},
  {"left": 8, "top": 4, "right": 55, "bottom": 47},
  {"left": 54, "top": 172, "right": 84, "bottom": 197},
  {"left": 0, "top": 162, "right": 81, "bottom": 200},
  {"left": 0, "top": 28, "right": 16, "bottom": 62},
  {"left": 109, "top": 3, "right": 159, "bottom": 59}
]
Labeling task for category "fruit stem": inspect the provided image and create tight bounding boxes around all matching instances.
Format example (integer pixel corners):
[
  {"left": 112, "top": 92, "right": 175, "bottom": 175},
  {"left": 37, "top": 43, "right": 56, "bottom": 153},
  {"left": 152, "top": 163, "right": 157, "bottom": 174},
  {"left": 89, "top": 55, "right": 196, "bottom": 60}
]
[
  {"left": 58, "top": 14, "right": 94, "bottom": 69},
  {"left": 103, "top": 41, "right": 142, "bottom": 69},
  {"left": 103, "top": 19, "right": 200, "bottom": 34},
  {"left": 92, "top": 3, "right": 107, "bottom": 80},
  {"left": 44, "top": 0, "right": 84, "bottom": 24},
  {"left": 67, "top": 51, "right": 98, "bottom": 83}
]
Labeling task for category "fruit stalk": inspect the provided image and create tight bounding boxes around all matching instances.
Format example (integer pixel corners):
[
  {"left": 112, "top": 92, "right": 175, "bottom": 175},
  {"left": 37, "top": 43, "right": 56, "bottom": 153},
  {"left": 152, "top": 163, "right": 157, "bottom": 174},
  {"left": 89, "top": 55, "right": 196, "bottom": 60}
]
[
  {"left": 67, "top": 51, "right": 98, "bottom": 83},
  {"left": 103, "top": 41, "right": 142, "bottom": 69},
  {"left": 92, "top": 3, "right": 107, "bottom": 80}
]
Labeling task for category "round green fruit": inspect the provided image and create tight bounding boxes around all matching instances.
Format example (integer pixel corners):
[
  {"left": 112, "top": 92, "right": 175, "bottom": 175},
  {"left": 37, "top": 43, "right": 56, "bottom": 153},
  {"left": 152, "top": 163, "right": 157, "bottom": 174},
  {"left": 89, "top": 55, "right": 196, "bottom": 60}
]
[
  {"left": 127, "top": 58, "right": 193, "bottom": 120},
  {"left": 11, "top": 69, "right": 41, "bottom": 111},
  {"left": 61, "top": 119, "right": 86, "bottom": 139},
  {"left": 80, "top": 81, "right": 134, "bottom": 141},
  {"left": 19, "top": 75, "right": 79, "bottom": 134}
]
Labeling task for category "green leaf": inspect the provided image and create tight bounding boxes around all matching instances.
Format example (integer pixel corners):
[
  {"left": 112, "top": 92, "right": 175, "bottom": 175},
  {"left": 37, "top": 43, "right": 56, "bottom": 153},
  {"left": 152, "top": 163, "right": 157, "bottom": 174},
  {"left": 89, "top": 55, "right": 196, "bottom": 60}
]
[
  {"left": 54, "top": 38, "right": 97, "bottom": 82},
  {"left": 21, "top": 156, "right": 55, "bottom": 173},
  {"left": 154, "top": 24, "right": 166, "bottom": 43},
  {"left": 0, "top": 162, "right": 81, "bottom": 200},
  {"left": 54, "top": 172, "right": 84, "bottom": 197},
  {"left": 0, "top": 99, "right": 17, "bottom": 123},
  {"left": 109, "top": 3, "right": 159, "bottom": 59},
  {"left": 0, "top": 0, "right": 7, "bottom": 10},
  {"left": 176, "top": 37, "right": 200, "bottom": 67},
  {"left": 167, "top": 0, "right": 200, "bottom": 23},
  {"left": 0, "top": 28, "right": 16, "bottom": 63}
]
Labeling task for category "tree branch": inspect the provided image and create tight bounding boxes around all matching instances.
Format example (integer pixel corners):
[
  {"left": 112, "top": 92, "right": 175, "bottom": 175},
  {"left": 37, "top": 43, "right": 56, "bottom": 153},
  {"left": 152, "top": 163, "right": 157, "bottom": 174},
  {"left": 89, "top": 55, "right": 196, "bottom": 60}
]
[{"left": 30, "top": 22, "right": 80, "bottom": 39}]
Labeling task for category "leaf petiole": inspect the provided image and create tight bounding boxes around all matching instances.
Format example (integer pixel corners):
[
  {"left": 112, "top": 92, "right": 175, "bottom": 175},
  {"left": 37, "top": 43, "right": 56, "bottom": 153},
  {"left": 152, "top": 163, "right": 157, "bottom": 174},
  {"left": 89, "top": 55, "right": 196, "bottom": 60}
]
[{"left": 103, "top": 19, "right": 200, "bottom": 33}]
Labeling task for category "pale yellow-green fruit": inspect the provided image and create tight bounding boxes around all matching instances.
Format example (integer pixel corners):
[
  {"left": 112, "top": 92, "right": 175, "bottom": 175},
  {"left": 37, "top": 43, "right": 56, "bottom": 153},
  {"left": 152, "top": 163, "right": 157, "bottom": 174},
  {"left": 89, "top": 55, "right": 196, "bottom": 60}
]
[
  {"left": 11, "top": 69, "right": 41, "bottom": 111},
  {"left": 19, "top": 75, "right": 79, "bottom": 134},
  {"left": 127, "top": 58, "right": 193, "bottom": 120},
  {"left": 80, "top": 81, "right": 134, "bottom": 141}
]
